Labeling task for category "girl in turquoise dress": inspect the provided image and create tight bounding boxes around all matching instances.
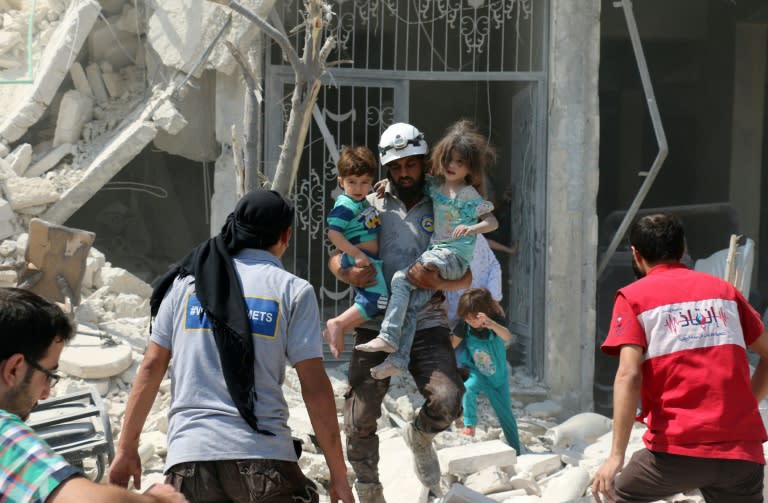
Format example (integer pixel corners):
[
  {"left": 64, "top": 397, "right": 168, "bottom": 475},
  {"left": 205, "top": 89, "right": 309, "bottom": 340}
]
[{"left": 451, "top": 288, "right": 521, "bottom": 453}]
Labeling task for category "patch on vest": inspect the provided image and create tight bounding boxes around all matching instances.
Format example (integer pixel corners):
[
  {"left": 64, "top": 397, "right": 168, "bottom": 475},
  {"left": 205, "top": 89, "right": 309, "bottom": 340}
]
[
  {"left": 246, "top": 296, "right": 280, "bottom": 339},
  {"left": 183, "top": 294, "right": 280, "bottom": 339},
  {"left": 420, "top": 214, "right": 434, "bottom": 234}
]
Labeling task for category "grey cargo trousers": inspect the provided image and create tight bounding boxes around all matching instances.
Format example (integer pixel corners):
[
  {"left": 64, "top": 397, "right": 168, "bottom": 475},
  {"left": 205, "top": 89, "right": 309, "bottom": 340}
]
[{"left": 343, "top": 326, "right": 464, "bottom": 484}]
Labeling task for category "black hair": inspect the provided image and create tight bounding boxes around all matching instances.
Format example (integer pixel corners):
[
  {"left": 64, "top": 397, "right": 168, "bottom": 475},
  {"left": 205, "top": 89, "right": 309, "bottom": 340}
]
[
  {"left": 629, "top": 213, "right": 686, "bottom": 263},
  {"left": 0, "top": 288, "right": 74, "bottom": 362}
]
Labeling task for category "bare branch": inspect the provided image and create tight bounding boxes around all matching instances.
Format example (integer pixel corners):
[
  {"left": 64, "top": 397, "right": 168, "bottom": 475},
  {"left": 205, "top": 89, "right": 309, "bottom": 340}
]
[
  {"left": 224, "top": 41, "right": 257, "bottom": 89},
  {"left": 325, "top": 59, "right": 354, "bottom": 68},
  {"left": 208, "top": 0, "right": 303, "bottom": 75},
  {"left": 317, "top": 36, "right": 336, "bottom": 65}
]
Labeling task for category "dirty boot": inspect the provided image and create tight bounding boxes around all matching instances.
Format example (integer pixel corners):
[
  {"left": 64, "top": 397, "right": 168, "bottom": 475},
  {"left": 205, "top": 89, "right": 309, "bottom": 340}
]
[
  {"left": 402, "top": 422, "right": 441, "bottom": 491},
  {"left": 355, "top": 481, "right": 387, "bottom": 503}
]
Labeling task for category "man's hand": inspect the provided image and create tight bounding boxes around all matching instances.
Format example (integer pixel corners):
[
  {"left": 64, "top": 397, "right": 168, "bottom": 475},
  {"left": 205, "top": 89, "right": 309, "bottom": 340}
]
[
  {"left": 327, "top": 474, "right": 355, "bottom": 503},
  {"left": 406, "top": 262, "right": 441, "bottom": 289},
  {"left": 108, "top": 446, "right": 143, "bottom": 490},
  {"left": 144, "top": 483, "right": 189, "bottom": 503},
  {"left": 406, "top": 262, "right": 472, "bottom": 291},
  {"left": 328, "top": 253, "right": 377, "bottom": 288},
  {"left": 591, "top": 455, "right": 623, "bottom": 502}
]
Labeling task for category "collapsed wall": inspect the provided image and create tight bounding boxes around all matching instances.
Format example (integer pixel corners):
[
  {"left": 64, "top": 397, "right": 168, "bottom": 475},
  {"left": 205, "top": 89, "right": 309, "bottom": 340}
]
[{"left": 0, "top": 0, "right": 273, "bottom": 244}]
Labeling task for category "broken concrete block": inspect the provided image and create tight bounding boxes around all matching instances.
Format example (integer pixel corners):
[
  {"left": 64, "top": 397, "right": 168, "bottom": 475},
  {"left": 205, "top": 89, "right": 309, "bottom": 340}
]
[
  {"left": 69, "top": 62, "right": 94, "bottom": 98},
  {"left": 514, "top": 453, "right": 563, "bottom": 479},
  {"left": 0, "top": 0, "right": 101, "bottom": 144},
  {"left": 442, "top": 484, "right": 498, "bottom": 503},
  {"left": 113, "top": 292, "right": 148, "bottom": 318},
  {"left": 100, "top": 266, "right": 152, "bottom": 297},
  {"left": 53, "top": 90, "right": 94, "bottom": 147},
  {"left": 85, "top": 63, "right": 110, "bottom": 103},
  {"left": 0, "top": 157, "right": 13, "bottom": 181},
  {"left": 154, "top": 71, "right": 216, "bottom": 161},
  {"left": 7, "top": 143, "right": 32, "bottom": 175},
  {"left": 545, "top": 412, "right": 612, "bottom": 449},
  {"left": 523, "top": 400, "right": 562, "bottom": 419},
  {"left": 101, "top": 71, "right": 125, "bottom": 98},
  {"left": 26, "top": 143, "right": 74, "bottom": 177},
  {"left": 539, "top": 466, "right": 590, "bottom": 502},
  {"left": 0, "top": 143, "right": 8, "bottom": 158},
  {"left": 3, "top": 176, "right": 59, "bottom": 210},
  {"left": 83, "top": 247, "right": 106, "bottom": 289},
  {"left": 465, "top": 467, "right": 513, "bottom": 495},
  {"left": 151, "top": 100, "right": 187, "bottom": 135},
  {"left": 59, "top": 334, "right": 133, "bottom": 379},
  {"left": 0, "top": 269, "right": 17, "bottom": 287},
  {"left": 0, "top": 198, "right": 16, "bottom": 239},
  {"left": 439, "top": 440, "right": 517, "bottom": 475}
]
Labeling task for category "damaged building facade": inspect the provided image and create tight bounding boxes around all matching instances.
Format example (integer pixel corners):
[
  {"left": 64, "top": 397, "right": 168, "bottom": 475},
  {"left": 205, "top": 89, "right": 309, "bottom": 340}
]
[{"left": 1, "top": 0, "right": 766, "bottom": 419}]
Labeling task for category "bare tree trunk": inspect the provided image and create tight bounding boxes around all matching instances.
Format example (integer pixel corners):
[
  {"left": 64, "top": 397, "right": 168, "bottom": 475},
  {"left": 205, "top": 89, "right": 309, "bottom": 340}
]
[{"left": 209, "top": 0, "right": 335, "bottom": 196}]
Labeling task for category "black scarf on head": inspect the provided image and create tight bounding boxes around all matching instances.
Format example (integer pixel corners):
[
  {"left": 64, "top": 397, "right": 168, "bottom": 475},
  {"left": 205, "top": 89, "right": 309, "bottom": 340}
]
[{"left": 150, "top": 190, "right": 295, "bottom": 436}]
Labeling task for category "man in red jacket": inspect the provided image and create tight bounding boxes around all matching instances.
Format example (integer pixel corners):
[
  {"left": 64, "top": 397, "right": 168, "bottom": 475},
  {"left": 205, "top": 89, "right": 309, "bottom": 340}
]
[{"left": 592, "top": 213, "right": 768, "bottom": 503}]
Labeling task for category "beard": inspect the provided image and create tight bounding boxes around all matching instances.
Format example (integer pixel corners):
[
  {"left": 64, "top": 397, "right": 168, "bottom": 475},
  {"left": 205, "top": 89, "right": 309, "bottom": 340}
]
[
  {"left": 1, "top": 370, "right": 36, "bottom": 420},
  {"left": 389, "top": 175, "right": 425, "bottom": 204},
  {"left": 632, "top": 259, "right": 645, "bottom": 279}
]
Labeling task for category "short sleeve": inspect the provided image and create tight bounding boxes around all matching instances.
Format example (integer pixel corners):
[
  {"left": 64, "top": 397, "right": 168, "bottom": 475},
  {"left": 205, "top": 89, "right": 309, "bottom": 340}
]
[
  {"left": 286, "top": 283, "right": 324, "bottom": 365},
  {"left": 150, "top": 277, "right": 185, "bottom": 350},
  {"left": 735, "top": 289, "right": 765, "bottom": 346},
  {"left": 326, "top": 201, "right": 354, "bottom": 234},
  {"left": 601, "top": 293, "right": 647, "bottom": 356}
]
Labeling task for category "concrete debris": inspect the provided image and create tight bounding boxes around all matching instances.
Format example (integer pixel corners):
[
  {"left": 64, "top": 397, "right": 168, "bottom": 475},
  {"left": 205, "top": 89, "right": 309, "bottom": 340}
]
[
  {"left": 0, "top": 0, "right": 101, "bottom": 144},
  {"left": 53, "top": 90, "right": 94, "bottom": 147}
]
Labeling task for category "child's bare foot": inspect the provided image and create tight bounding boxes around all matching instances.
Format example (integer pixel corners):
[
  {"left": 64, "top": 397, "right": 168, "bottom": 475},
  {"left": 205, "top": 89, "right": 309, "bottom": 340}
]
[
  {"left": 459, "top": 426, "right": 476, "bottom": 437},
  {"left": 355, "top": 337, "right": 396, "bottom": 353},
  {"left": 370, "top": 360, "right": 405, "bottom": 380},
  {"left": 323, "top": 318, "right": 345, "bottom": 358}
]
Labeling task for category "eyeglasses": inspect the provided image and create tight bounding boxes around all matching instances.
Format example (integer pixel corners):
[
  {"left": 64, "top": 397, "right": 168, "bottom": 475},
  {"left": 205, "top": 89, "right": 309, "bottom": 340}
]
[{"left": 24, "top": 356, "right": 61, "bottom": 387}]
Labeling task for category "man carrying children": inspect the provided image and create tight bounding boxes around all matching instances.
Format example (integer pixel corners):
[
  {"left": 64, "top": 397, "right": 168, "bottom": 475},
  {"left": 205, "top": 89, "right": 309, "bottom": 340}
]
[{"left": 328, "top": 122, "right": 469, "bottom": 502}]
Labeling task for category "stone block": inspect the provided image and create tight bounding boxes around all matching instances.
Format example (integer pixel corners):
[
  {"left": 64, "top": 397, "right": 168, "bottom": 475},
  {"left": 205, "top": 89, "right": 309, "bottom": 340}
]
[
  {"left": 438, "top": 440, "right": 517, "bottom": 475},
  {"left": 99, "top": 266, "right": 152, "bottom": 297},
  {"left": 59, "top": 334, "right": 133, "bottom": 379},
  {"left": 442, "top": 484, "right": 498, "bottom": 503},
  {"left": 101, "top": 71, "right": 125, "bottom": 98},
  {"left": 464, "top": 467, "right": 513, "bottom": 495},
  {"left": 7, "top": 143, "right": 32, "bottom": 175},
  {"left": 3, "top": 176, "right": 59, "bottom": 210},
  {"left": 152, "top": 100, "right": 188, "bottom": 135},
  {"left": 26, "top": 143, "right": 74, "bottom": 177},
  {"left": 0, "top": 198, "right": 17, "bottom": 240},
  {"left": 539, "top": 466, "right": 590, "bottom": 502},
  {"left": 85, "top": 62, "right": 109, "bottom": 103},
  {"left": 69, "top": 62, "right": 94, "bottom": 98},
  {"left": 545, "top": 412, "right": 612, "bottom": 449},
  {"left": 514, "top": 453, "right": 563, "bottom": 479},
  {"left": 53, "top": 90, "right": 94, "bottom": 147}
]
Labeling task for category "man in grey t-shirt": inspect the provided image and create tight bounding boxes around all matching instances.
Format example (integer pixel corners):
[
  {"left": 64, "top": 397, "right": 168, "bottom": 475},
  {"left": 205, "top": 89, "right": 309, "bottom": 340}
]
[
  {"left": 110, "top": 190, "right": 353, "bottom": 503},
  {"left": 327, "top": 123, "right": 469, "bottom": 501}
]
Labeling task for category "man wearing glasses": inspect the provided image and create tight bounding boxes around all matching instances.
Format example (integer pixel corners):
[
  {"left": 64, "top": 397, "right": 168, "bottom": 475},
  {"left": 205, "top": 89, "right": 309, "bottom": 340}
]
[{"left": 0, "top": 287, "right": 187, "bottom": 503}]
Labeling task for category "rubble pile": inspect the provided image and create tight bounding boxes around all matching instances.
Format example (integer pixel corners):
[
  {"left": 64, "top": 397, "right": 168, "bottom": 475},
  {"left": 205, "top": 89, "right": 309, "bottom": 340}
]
[{"left": 0, "top": 0, "right": 273, "bottom": 236}]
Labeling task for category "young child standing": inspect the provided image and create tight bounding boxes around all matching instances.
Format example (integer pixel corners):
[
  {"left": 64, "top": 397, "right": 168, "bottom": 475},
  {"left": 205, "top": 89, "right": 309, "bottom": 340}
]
[
  {"left": 356, "top": 119, "right": 498, "bottom": 379},
  {"left": 323, "top": 146, "right": 388, "bottom": 358},
  {"left": 451, "top": 288, "right": 521, "bottom": 453}
]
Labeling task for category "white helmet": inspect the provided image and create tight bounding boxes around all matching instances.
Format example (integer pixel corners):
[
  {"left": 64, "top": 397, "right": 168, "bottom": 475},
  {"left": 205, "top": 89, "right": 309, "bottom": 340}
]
[{"left": 378, "top": 123, "right": 428, "bottom": 166}]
